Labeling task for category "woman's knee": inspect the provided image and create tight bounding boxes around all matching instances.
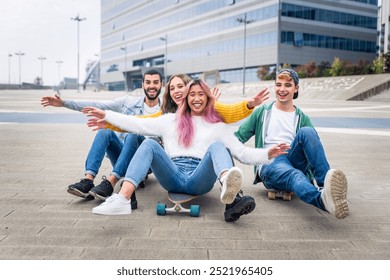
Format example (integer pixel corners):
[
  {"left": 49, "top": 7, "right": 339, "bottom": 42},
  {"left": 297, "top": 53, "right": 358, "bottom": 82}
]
[
  {"left": 141, "top": 138, "right": 161, "bottom": 151},
  {"left": 208, "top": 141, "right": 226, "bottom": 151}
]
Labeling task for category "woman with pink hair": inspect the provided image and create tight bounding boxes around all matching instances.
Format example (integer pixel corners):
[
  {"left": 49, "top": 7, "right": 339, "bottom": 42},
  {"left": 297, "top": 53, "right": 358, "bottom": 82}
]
[{"left": 84, "top": 79, "right": 289, "bottom": 221}]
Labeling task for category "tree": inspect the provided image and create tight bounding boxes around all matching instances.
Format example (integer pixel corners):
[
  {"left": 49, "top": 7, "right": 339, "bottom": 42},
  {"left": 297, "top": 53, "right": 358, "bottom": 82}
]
[
  {"left": 371, "top": 54, "right": 385, "bottom": 74},
  {"left": 329, "top": 57, "right": 343, "bottom": 76},
  {"left": 296, "top": 61, "right": 318, "bottom": 78},
  {"left": 257, "top": 66, "right": 270, "bottom": 80}
]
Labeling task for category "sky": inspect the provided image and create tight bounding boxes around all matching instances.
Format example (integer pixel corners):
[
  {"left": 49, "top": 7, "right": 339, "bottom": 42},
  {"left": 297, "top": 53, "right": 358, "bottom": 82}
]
[{"left": 0, "top": 0, "right": 100, "bottom": 86}]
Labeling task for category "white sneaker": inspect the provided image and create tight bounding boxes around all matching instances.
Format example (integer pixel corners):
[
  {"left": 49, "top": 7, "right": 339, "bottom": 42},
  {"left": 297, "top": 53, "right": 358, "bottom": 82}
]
[
  {"left": 321, "top": 169, "right": 349, "bottom": 219},
  {"left": 220, "top": 167, "right": 243, "bottom": 204},
  {"left": 92, "top": 193, "right": 132, "bottom": 215}
]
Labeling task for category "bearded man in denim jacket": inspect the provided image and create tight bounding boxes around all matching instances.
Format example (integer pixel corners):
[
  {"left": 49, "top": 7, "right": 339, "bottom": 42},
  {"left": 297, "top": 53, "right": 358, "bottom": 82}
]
[{"left": 41, "top": 69, "right": 162, "bottom": 207}]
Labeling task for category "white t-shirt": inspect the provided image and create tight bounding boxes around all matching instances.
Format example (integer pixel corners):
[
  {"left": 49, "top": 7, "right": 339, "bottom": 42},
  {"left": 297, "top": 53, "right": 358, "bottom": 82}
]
[
  {"left": 264, "top": 106, "right": 296, "bottom": 148},
  {"left": 143, "top": 103, "right": 160, "bottom": 115}
]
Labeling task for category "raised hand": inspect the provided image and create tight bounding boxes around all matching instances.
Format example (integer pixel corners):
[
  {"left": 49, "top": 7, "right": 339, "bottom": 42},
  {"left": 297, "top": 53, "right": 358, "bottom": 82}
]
[
  {"left": 40, "top": 94, "right": 63, "bottom": 107},
  {"left": 247, "top": 87, "right": 270, "bottom": 109},
  {"left": 211, "top": 87, "right": 221, "bottom": 101}
]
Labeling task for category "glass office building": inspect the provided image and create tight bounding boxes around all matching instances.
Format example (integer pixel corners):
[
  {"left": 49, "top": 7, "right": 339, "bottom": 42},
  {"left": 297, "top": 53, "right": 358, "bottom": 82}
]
[
  {"left": 378, "top": 0, "right": 390, "bottom": 56},
  {"left": 100, "top": 0, "right": 378, "bottom": 91}
]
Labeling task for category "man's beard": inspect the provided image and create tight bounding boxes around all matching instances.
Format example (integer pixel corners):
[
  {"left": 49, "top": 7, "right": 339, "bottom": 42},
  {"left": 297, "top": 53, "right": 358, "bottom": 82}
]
[{"left": 144, "top": 88, "right": 161, "bottom": 101}]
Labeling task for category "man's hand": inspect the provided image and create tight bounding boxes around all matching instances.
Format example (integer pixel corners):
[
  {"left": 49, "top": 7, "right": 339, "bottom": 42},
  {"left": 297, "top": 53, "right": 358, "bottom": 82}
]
[
  {"left": 267, "top": 143, "right": 290, "bottom": 159},
  {"left": 40, "top": 94, "right": 64, "bottom": 107},
  {"left": 247, "top": 87, "right": 270, "bottom": 109}
]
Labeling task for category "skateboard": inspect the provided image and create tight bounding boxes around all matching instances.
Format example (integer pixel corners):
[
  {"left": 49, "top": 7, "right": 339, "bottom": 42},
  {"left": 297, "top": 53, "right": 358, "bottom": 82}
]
[
  {"left": 267, "top": 189, "right": 293, "bottom": 201},
  {"left": 156, "top": 192, "right": 200, "bottom": 217}
]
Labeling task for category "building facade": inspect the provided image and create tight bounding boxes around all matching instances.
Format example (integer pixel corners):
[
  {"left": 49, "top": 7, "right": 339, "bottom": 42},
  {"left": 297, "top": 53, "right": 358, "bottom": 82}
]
[
  {"left": 100, "top": 0, "right": 378, "bottom": 91},
  {"left": 378, "top": 0, "right": 390, "bottom": 57}
]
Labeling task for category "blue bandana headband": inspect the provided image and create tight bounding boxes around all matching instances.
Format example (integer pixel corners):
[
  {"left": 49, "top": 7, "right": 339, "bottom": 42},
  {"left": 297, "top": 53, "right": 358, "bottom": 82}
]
[{"left": 277, "top": 68, "right": 299, "bottom": 99}]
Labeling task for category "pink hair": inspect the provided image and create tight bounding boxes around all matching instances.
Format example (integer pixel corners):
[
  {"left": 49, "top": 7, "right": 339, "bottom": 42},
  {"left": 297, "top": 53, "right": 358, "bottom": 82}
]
[{"left": 176, "top": 79, "right": 223, "bottom": 147}]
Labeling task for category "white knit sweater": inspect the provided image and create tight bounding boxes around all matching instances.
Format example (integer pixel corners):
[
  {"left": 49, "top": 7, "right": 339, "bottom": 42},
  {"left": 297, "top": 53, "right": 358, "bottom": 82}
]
[{"left": 105, "top": 111, "right": 271, "bottom": 165}]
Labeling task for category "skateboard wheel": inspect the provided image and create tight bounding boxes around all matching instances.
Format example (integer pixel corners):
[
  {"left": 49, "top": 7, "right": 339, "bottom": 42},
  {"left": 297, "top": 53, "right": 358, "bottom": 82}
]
[
  {"left": 283, "top": 193, "right": 292, "bottom": 201},
  {"left": 156, "top": 203, "right": 166, "bottom": 215},
  {"left": 267, "top": 192, "right": 276, "bottom": 200},
  {"left": 190, "top": 205, "right": 200, "bottom": 217}
]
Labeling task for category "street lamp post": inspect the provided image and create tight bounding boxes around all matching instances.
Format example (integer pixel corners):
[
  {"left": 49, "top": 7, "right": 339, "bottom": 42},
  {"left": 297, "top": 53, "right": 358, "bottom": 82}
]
[
  {"left": 56, "top": 60, "right": 63, "bottom": 87},
  {"left": 15, "top": 51, "right": 25, "bottom": 88},
  {"left": 120, "top": 46, "right": 128, "bottom": 91},
  {"left": 8, "top": 54, "right": 12, "bottom": 85},
  {"left": 237, "top": 13, "right": 255, "bottom": 96},
  {"left": 71, "top": 14, "right": 86, "bottom": 92},
  {"left": 159, "top": 34, "right": 168, "bottom": 84},
  {"left": 94, "top": 54, "right": 100, "bottom": 91},
  {"left": 38, "top": 56, "right": 46, "bottom": 85}
]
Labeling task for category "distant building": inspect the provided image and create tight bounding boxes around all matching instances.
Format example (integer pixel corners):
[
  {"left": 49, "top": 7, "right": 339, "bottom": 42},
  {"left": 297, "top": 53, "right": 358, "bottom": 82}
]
[
  {"left": 378, "top": 0, "right": 390, "bottom": 56},
  {"left": 100, "top": 0, "right": 378, "bottom": 91},
  {"left": 62, "top": 77, "right": 78, "bottom": 90}
]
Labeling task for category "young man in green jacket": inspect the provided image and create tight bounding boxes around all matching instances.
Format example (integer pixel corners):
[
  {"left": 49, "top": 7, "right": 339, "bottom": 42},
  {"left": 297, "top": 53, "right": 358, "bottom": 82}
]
[{"left": 235, "top": 69, "right": 349, "bottom": 219}]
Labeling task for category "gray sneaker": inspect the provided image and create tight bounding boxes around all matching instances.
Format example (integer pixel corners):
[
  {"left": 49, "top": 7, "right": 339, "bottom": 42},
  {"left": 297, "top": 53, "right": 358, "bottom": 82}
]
[{"left": 321, "top": 169, "right": 349, "bottom": 219}]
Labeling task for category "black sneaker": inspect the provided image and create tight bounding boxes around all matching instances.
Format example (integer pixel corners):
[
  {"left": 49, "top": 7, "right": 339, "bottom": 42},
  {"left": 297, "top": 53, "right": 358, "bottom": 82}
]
[
  {"left": 224, "top": 191, "right": 256, "bottom": 222},
  {"left": 118, "top": 181, "right": 138, "bottom": 210},
  {"left": 89, "top": 176, "right": 114, "bottom": 201},
  {"left": 130, "top": 191, "right": 137, "bottom": 210},
  {"left": 138, "top": 174, "right": 148, "bottom": 188},
  {"left": 67, "top": 178, "right": 95, "bottom": 199}
]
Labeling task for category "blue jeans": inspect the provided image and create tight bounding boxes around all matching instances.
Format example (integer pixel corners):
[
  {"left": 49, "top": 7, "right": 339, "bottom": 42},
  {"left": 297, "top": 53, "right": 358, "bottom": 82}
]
[
  {"left": 85, "top": 130, "right": 145, "bottom": 180},
  {"left": 123, "top": 139, "right": 233, "bottom": 195},
  {"left": 259, "top": 127, "right": 329, "bottom": 210}
]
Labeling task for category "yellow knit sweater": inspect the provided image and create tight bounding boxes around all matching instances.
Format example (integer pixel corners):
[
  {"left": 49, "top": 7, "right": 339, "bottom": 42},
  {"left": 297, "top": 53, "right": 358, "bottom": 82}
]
[{"left": 105, "top": 100, "right": 252, "bottom": 132}]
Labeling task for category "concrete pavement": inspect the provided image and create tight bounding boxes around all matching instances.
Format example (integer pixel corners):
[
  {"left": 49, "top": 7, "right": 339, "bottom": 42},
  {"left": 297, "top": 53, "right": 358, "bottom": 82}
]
[{"left": 0, "top": 89, "right": 390, "bottom": 261}]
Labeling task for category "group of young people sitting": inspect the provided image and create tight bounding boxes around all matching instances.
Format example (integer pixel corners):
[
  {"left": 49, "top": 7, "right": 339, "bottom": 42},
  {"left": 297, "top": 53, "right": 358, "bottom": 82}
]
[{"left": 41, "top": 68, "right": 349, "bottom": 222}]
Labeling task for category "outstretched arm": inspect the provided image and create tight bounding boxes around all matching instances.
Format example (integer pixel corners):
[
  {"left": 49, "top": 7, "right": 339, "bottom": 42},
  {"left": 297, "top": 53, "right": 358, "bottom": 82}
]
[
  {"left": 214, "top": 87, "right": 269, "bottom": 124},
  {"left": 83, "top": 107, "right": 164, "bottom": 132},
  {"left": 84, "top": 106, "right": 165, "bottom": 137}
]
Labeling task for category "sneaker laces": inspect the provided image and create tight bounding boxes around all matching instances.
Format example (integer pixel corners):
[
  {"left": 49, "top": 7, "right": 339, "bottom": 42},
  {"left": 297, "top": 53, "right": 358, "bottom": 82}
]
[{"left": 100, "top": 175, "right": 113, "bottom": 188}]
